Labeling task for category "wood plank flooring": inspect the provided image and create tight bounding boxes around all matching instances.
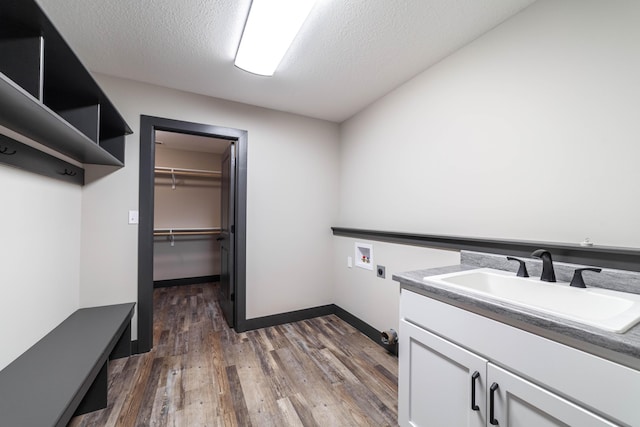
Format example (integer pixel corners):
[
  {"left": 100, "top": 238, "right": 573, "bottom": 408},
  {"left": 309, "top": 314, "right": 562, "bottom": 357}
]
[{"left": 68, "top": 283, "right": 398, "bottom": 426}]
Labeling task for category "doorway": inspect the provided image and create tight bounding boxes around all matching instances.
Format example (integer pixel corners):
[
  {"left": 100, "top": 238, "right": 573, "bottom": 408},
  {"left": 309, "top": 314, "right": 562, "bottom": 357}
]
[
  {"left": 138, "top": 115, "right": 248, "bottom": 353},
  {"left": 153, "top": 131, "right": 228, "bottom": 289}
]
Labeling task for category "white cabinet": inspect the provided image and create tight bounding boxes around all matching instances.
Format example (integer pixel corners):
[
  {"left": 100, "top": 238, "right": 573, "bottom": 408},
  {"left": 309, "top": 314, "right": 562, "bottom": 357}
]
[
  {"left": 399, "top": 289, "right": 631, "bottom": 427},
  {"left": 399, "top": 320, "right": 487, "bottom": 426},
  {"left": 487, "top": 364, "right": 615, "bottom": 427}
]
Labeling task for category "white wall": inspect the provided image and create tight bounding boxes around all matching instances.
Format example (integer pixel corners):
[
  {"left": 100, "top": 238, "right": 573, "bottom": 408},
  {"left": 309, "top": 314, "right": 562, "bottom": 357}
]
[
  {"left": 333, "top": 237, "right": 460, "bottom": 332},
  {"left": 0, "top": 166, "right": 80, "bottom": 370},
  {"left": 339, "top": 0, "right": 640, "bottom": 248},
  {"left": 80, "top": 74, "right": 340, "bottom": 336},
  {"left": 335, "top": 0, "right": 640, "bottom": 331}
]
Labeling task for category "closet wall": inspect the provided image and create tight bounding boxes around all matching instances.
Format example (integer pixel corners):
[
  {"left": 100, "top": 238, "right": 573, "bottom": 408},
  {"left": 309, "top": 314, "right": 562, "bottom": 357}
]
[{"left": 153, "top": 140, "right": 223, "bottom": 282}]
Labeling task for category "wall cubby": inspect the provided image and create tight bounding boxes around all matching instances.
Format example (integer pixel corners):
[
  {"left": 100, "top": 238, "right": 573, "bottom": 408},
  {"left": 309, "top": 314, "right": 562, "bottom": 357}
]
[
  {"left": 0, "top": 0, "right": 131, "bottom": 169},
  {"left": 0, "top": 35, "right": 43, "bottom": 100}
]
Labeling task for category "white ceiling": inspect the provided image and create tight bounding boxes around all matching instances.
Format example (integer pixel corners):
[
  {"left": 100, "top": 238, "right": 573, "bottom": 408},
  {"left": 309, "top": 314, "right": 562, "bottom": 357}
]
[{"left": 36, "top": 0, "right": 536, "bottom": 123}]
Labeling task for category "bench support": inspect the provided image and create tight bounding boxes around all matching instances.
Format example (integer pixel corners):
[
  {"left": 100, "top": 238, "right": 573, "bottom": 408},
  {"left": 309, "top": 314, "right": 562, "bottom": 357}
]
[
  {"left": 73, "top": 314, "right": 133, "bottom": 416},
  {"left": 74, "top": 361, "right": 108, "bottom": 416},
  {"left": 111, "top": 321, "right": 132, "bottom": 360}
]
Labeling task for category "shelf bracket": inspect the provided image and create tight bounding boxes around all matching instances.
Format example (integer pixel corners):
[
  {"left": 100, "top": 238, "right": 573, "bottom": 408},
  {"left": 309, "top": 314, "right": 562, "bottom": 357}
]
[{"left": 171, "top": 169, "right": 176, "bottom": 190}]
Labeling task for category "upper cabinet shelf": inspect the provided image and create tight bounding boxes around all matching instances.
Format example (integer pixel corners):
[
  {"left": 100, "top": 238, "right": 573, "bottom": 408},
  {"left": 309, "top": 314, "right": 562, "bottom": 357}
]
[
  {"left": 0, "top": 0, "right": 132, "bottom": 167},
  {"left": 0, "top": 75, "right": 125, "bottom": 166}
]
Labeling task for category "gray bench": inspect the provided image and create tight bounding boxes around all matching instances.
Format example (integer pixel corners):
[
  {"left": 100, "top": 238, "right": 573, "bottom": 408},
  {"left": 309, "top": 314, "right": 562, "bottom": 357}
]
[{"left": 0, "top": 303, "right": 135, "bottom": 427}]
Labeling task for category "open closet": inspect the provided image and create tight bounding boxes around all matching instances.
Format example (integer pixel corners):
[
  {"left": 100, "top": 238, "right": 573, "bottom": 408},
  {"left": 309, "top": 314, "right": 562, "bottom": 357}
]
[{"left": 153, "top": 130, "right": 230, "bottom": 286}]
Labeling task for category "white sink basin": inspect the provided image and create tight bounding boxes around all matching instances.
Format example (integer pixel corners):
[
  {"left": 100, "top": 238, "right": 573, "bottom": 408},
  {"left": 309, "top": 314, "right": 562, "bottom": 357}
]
[{"left": 423, "top": 268, "right": 640, "bottom": 333}]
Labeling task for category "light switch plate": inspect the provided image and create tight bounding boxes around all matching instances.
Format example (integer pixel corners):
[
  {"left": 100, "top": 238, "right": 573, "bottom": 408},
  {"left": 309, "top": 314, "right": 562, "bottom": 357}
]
[
  {"left": 347, "top": 256, "right": 353, "bottom": 268},
  {"left": 128, "top": 210, "right": 139, "bottom": 224}
]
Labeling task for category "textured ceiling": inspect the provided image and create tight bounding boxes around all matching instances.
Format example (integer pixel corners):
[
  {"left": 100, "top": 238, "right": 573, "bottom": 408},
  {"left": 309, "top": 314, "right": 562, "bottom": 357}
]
[{"left": 35, "top": 0, "right": 536, "bottom": 123}]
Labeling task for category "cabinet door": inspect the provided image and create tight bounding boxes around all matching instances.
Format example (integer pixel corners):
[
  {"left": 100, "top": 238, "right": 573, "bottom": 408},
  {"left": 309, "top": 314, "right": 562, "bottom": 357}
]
[
  {"left": 486, "top": 364, "right": 617, "bottom": 427},
  {"left": 399, "top": 319, "right": 487, "bottom": 427}
]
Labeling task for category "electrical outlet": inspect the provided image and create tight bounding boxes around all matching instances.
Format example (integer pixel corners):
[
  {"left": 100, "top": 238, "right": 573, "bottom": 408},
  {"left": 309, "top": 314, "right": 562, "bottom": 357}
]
[
  {"left": 377, "top": 265, "right": 386, "bottom": 279},
  {"left": 128, "top": 210, "right": 139, "bottom": 224}
]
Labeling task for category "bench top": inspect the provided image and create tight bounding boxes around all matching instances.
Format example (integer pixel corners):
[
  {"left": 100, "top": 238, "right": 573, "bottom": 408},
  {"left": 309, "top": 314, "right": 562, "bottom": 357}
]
[{"left": 0, "top": 303, "right": 135, "bottom": 427}]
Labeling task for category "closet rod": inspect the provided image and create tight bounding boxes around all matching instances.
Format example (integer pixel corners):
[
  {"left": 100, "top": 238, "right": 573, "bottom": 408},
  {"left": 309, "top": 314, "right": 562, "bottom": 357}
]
[
  {"left": 154, "top": 227, "right": 221, "bottom": 236},
  {"left": 154, "top": 230, "right": 221, "bottom": 236},
  {"left": 155, "top": 227, "right": 221, "bottom": 231},
  {"left": 154, "top": 227, "right": 221, "bottom": 246},
  {"left": 154, "top": 166, "right": 221, "bottom": 177}
]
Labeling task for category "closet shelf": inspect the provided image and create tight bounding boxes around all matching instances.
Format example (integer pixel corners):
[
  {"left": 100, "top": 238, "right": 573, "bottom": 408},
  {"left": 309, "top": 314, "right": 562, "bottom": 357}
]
[
  {"left": 155, "top": 167, "right": 221, "bottom": 189},
  {"left": 154, "top": 227, "right": 221, "bottom": 247},
  {"left": 154, "top": 227, "right": 221, "bottom": 237},
  {"left": 154, "top": 166, "right": 222, "bottom": 178}
]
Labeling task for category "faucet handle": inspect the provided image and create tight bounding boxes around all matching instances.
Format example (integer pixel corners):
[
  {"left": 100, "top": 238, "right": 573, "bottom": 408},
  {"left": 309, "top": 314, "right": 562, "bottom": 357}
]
[
  {"left": 570, "top": 267, "right": 602, "bottom": 288},
  {"left": 506, "top": 257, "right": 529, "bottom": 277}
]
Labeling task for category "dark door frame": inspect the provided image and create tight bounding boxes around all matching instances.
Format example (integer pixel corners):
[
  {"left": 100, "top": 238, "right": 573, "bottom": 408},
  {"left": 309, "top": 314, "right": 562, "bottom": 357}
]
[{"left": 137, "top": 115, "right": 248, "bottom": 353}]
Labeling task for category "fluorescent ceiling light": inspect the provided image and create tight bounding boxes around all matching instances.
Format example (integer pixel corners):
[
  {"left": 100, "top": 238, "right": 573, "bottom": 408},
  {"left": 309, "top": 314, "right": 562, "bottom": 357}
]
[{"left": 235, "top": 0, "right": 317, "bottom": 76}]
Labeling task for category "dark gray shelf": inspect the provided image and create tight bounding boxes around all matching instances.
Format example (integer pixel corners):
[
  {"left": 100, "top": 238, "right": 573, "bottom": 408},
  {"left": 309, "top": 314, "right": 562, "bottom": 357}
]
[
  {"left": 0, "top": 72, "right": 123, "bottom": 166},
  {"left": 0, "top": 0, "right": 132, "bottom": 169}
]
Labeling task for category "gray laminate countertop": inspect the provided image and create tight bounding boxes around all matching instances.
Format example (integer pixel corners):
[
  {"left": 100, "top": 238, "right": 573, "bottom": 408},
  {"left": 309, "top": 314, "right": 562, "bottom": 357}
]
[{"left": 393, "top": 264, "right": 640, "bottom": 372}]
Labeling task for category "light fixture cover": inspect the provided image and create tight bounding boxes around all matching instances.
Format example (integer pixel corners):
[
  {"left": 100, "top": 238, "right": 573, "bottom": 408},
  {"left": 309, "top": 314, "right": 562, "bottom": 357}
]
[{"left": 235, "top": 0, "right": 317, "bottom": 76}]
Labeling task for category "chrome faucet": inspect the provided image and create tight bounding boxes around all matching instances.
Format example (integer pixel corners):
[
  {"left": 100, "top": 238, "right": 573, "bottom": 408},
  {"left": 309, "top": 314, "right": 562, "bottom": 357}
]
[{"left": 531, "top": 249, "right": 556, "bottom": 282}]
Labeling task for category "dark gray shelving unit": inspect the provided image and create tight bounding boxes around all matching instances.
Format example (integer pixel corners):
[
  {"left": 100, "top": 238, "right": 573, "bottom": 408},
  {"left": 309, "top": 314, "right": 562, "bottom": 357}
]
[{"left": 0, "top": 0, "right": 132, "bottom": 167}]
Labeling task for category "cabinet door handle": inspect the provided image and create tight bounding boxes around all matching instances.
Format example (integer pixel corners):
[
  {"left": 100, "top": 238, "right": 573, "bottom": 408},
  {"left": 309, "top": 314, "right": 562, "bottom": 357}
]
[
  {"left": 489, "top": 382, "right": 499, "bottom": 425},
  {"left": 471, "top": 371, "right": 480, "bottom": 411}
]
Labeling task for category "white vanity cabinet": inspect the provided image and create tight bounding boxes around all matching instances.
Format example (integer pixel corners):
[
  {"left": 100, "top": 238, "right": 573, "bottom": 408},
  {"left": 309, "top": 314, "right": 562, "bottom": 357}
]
[
  {"left": 486, "top": 363, "right": 615, "bottom": 426},
  {"left": 400, "top": 320, "right": 487, "bottom": 426},
  {"left": 399, "top": 289, "right": 639, "bottom": 427}
]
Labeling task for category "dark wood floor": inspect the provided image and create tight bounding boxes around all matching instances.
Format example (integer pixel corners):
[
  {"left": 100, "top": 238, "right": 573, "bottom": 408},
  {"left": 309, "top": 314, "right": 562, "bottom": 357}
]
[{"left": 68, "top": 283, "right": 398, "bottom": 426}]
